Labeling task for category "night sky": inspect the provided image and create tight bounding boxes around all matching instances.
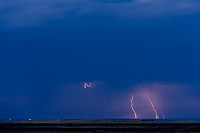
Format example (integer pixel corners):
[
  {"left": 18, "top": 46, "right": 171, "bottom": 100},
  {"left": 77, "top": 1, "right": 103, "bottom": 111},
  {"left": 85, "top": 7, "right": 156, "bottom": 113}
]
[{"left": 1, "top": 0, "right": 200, "bottom": 120}]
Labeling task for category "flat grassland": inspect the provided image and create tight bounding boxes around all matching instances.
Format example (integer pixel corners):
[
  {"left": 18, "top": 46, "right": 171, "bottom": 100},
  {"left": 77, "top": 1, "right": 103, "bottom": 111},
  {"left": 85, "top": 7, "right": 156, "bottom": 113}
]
[{"left": 0, "top": 119, "right": 200, "bottom": 132}]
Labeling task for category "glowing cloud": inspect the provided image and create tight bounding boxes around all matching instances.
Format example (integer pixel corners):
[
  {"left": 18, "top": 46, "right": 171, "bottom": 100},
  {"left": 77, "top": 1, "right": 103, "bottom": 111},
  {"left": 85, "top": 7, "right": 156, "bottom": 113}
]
[{"left": 52, "top": 81, "right": 200, "bottom": 119}]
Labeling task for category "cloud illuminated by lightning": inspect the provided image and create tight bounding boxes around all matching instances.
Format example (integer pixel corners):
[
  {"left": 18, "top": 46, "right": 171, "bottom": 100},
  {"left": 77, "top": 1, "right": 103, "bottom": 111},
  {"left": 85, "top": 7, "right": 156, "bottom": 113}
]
[
  {"left": 131, "top": 94, "right": 137, "bottom": 119},
  {"left": 83, "top": 82, "right": 95, "bottom": 89},
  {"left": 146, "top": 95, "right": 159, "bottom": 119}
]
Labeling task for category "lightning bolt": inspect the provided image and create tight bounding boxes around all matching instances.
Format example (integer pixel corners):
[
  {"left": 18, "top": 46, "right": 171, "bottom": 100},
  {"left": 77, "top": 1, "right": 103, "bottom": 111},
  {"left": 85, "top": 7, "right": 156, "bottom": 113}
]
[
  {"left": 83, "top": 82, "right": 95, "bottom": 89},
  {"left": 131, "top": 94, "right": 137, "bottom": 119},
  {"left": 146, "top": 95, "right": 159, "bottom": 119},
  {"left": 157, "top": 104, "right": 165, "bottom": 119},
  {"left": 161, "top": 111, "right": 164, "bottom": 119}
]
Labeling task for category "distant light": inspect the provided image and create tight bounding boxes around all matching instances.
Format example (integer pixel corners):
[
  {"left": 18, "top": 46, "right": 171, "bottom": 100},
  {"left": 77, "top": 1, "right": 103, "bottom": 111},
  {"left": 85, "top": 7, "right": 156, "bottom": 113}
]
[
  {"left": 9, "top": 119, "right": 11, "bottom": 121},
  {"left": 83, "top": 82, "right": 95, "bottom": 89},
  {"left": 29, "top": 119, "right": 31, "bottom": 121},
  {"left": 58, "top": 119, "right": 59, "bottom": 121}
]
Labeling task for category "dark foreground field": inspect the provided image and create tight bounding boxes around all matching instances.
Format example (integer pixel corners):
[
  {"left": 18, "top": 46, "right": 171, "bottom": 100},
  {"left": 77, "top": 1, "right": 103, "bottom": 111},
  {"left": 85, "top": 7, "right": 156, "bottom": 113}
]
[{"left": 1, "top": 119, "right": 200, "bottom": 133}]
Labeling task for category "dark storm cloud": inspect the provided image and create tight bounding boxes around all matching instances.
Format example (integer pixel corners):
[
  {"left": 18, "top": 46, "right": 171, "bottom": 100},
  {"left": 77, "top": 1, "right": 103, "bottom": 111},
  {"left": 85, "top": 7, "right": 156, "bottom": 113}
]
[
  {"left": 1, "top": 0, "right": 200, "bottom": 120},
  {"left": 1, "top": 0, "right": 200, "bottom": 26}
]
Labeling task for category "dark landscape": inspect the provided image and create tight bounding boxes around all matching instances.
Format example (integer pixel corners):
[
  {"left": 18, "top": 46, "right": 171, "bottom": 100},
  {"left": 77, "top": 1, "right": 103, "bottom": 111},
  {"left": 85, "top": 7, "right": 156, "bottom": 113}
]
[{"left": 1, "top": 119, "right": 200, "bottom": 133}]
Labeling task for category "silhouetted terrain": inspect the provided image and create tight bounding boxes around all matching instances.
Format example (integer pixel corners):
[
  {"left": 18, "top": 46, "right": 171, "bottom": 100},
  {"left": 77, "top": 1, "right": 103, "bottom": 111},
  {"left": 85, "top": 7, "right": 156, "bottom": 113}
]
[{"left": 1, "top": 119, "right": 200, "bottom": 132}]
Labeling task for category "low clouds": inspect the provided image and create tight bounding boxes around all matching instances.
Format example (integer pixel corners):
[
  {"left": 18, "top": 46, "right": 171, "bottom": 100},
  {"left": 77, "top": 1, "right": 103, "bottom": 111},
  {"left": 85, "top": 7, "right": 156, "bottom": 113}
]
[
  {"left": 102, "top": 0, "right": 200, "bottom": 21},
  {"left": 0, "top": 0, "right": 91, "bottom": 26},
  {"left": 1, "top": 0, "right": 200, "bottom": 26},
  {"left": 1, "top": 81, "right": 200, "bottom": 119},
  {"left": 50, "top": 82, "right": 112, "bottom": 119},
  {"left": 49, "top": 81, "right": 200, "bottom": 119}
]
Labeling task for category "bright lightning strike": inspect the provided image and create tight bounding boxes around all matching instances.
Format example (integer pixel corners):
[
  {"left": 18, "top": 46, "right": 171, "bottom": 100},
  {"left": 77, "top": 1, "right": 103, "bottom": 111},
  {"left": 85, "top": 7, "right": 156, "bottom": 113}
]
[
  {"left": 146, "top": 95, "right": 159, "bottom": 119},
  {"left": 131, "top": 94, "right": 137, "bottom": 119},
  {"left": 83, "top": 82, "right": 95, "bottom": 89}
]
